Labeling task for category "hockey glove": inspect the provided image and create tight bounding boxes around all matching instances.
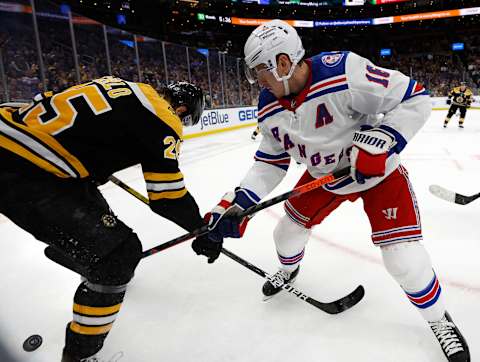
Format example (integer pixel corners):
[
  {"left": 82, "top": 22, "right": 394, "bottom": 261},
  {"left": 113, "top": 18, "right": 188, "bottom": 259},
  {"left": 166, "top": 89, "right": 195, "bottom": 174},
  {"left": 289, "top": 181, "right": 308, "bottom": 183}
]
[
  {"left": 206, "top": 188, "right": 258, "bottom": 240},
  {"left": 446, "top": 99, "right": 452, "bottom": 105},
  {"left": 350, "top": 128, "right": 395, "bottom": 184},
  {"left": 192, "top": 232, "right": 223, "bottom": 264}
]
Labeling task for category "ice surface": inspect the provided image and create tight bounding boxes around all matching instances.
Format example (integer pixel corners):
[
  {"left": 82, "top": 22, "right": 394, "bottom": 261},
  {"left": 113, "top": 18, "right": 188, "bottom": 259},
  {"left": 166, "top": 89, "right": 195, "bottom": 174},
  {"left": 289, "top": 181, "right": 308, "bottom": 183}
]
[{"left": 0, "top": 110, "right": 479, "bottom": 362}]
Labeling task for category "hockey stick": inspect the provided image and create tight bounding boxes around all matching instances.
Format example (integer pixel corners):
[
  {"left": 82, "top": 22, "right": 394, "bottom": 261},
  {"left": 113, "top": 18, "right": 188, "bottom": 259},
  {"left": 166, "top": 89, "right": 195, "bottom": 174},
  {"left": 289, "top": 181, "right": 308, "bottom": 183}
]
[
  {"left": 221, "top": 248, "right": 365, "bottom": 314},
  {"left": 108, "top": 175, "right": 149, "bottom": 204},
  {"left": 429, "top": 185, "right": 480, "bottom": 205},
  {"left": 108, "top": 166, "right": 350, "bottom": 257},
  {"left": 109, "top": 172, "right": 365, "bottom": 314}
]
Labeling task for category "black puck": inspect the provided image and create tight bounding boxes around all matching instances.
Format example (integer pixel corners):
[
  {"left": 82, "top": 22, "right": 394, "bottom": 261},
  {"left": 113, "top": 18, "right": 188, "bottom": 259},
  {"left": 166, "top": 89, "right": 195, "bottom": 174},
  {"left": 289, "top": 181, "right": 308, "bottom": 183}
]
[{"left": 23, "top": 334, "right": 43, "bottom": 352}]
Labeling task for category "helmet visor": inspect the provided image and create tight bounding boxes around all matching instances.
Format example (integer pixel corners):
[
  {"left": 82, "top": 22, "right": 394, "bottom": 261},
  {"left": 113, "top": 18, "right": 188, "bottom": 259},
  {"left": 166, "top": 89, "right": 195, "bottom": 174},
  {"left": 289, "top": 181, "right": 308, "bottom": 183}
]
[
  {"left": 243, "top": 61, "right": 257, "bottom": 85},
  {"left": 243, "top": 61, "right": 277, "bottom": 85},
  {"left": 181, "top": 93, "right": 205, "bottom": 127},
  {"left": 181, "top": 114, "right": 194, "bottom": 127}
]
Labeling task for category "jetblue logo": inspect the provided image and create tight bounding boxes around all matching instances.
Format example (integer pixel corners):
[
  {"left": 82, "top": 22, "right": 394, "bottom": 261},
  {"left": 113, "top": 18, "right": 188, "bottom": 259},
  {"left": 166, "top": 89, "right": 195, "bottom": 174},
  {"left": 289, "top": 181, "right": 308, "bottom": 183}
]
[
  {"left": 382, "top": 208, "right": 398, "bottom": 220},
  {"left": 200, "top": 110, "right": 229, "bottom": 130}
]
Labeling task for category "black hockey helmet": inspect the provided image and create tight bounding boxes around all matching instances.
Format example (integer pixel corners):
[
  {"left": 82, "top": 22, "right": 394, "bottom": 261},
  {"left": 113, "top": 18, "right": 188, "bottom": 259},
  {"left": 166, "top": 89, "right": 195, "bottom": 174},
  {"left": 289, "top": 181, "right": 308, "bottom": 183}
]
[{"left": 166, "top": 81, "right": 204, "bottom": 127}]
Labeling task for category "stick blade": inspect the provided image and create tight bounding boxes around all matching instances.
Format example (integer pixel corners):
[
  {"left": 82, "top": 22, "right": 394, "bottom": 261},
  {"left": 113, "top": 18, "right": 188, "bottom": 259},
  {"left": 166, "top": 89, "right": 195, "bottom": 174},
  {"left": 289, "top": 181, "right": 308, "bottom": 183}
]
[
  {"left": 429, "top": 185, "right": 456, "bottom": 203},
  {"left": 309, "top": 285, "right": 365, "bottom": 315},
  {"left": 454, "top": 193, "right": 478, "bottom": 205}
]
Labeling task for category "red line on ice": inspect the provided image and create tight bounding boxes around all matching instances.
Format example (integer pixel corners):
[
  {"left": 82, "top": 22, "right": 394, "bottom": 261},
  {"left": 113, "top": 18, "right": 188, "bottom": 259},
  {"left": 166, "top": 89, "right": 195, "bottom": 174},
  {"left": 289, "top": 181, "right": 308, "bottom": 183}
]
[{"left": 265, "top": 208, "right": 480, "bottom": 295}]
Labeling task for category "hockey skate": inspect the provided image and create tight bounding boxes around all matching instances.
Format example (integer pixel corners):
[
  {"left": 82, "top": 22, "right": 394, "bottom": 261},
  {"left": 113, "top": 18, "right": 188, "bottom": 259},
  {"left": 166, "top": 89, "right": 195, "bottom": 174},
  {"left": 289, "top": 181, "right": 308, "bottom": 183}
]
[
  {"left": 262, "top": 266, "right": 300, "bottom": 301},
  {"left": 459, "top": 124, "right": 464, "bottom": 129},
  {"left": 62, "top": 349, "right": 99, "bottom": 362},
  {"left": 429, "top": 311, "right": 470, "bottom": 362}
]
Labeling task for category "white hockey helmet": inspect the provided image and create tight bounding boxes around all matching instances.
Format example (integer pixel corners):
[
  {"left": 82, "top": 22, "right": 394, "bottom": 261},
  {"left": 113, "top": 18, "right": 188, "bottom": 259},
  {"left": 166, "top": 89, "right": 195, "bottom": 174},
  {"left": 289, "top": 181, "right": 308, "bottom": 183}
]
[{"left": 243, "top": 19, "right": 305, "bottom": 86}]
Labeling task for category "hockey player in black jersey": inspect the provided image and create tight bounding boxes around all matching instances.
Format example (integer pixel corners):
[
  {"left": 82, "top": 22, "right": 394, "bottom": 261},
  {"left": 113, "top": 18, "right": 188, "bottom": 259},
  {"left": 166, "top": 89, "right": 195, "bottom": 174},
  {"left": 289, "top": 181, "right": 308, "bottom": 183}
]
[
  {"left": 0, "top": 77, "right": 221, "bottom": 361},
  {"left": 443, "top": 82, "right": 473, "bottom": 128}
]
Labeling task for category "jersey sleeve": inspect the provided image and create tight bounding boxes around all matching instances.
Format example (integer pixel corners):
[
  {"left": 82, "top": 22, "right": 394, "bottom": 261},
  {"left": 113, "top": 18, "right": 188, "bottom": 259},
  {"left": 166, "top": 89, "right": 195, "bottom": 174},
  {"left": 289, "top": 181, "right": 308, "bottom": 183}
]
[
  {"left": 345, "top": 52, "right": 431, "bottom": 154},
  {"left": 466, "top": 90, "right": 473, "bottom": 104},
  {"left": 237, "top": 122, "right": 290, "bottom": 203},
  {"left": 126, "top": 82, "right": 204, "bottom": 232}
]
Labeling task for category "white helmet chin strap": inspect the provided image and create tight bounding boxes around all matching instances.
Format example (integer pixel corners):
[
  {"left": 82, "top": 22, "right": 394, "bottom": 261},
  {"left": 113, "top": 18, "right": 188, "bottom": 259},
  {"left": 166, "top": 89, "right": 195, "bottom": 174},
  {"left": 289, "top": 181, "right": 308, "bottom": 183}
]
[
  {"left": 273, "top": 61, "right": 298, "bottom": 96},
  {"left": 282, "top": 77, "right": 290, "bottom": 96}
]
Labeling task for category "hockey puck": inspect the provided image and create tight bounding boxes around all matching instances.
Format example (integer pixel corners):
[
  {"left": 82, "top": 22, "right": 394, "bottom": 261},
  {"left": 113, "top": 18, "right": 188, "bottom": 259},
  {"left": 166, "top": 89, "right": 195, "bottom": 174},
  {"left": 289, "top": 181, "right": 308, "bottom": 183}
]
[{"left": 23, "top": 334, "right": 42, "bottom": 352}]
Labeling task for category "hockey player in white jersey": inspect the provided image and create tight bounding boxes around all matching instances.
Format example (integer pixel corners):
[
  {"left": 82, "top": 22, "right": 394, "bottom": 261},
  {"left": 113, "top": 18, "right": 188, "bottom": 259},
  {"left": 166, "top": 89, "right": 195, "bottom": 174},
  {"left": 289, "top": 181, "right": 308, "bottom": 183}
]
[{"left": 191, "top": 20, "right": 470, "bottom": 361}]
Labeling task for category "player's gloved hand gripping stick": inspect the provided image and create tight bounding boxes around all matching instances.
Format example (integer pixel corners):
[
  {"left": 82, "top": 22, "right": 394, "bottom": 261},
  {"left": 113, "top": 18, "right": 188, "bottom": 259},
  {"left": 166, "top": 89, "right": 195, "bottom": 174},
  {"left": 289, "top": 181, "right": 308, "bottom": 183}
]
[{"left": 109, "top": 166, "right": 351, "bottom": 258}]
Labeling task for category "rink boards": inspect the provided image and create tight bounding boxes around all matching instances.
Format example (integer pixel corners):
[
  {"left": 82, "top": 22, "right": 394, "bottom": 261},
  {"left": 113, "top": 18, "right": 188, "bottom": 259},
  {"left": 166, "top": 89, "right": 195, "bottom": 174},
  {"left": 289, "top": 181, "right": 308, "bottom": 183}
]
[{"left": 184, "top": 97, "right": 480, "bottom": 139}]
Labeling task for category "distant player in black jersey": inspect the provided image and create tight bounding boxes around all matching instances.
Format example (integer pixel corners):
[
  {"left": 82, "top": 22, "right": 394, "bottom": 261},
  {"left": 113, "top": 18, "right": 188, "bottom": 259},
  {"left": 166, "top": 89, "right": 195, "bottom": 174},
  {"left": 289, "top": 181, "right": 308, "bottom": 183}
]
[
  {"left": 444, "top": 82, "right": 473, "bottom": 129},
  {"left": 0, "top": 77, "right": 221, "bottom": 362}
]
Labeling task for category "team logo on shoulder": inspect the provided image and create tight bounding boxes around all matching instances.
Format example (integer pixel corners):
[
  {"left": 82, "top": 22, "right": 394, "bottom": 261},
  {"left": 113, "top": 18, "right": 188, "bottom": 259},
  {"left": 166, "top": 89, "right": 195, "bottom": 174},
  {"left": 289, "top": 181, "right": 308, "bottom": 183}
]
[{"left": 321, "top": 53, "right": 344, "bottom": 67}]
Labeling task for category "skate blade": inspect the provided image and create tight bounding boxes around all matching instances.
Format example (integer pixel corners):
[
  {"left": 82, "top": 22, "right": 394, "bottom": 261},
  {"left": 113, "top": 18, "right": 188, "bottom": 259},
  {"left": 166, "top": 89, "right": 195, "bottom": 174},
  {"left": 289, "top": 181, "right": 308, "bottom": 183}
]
[
  {"left": 262, "top": 293, "right": 279, "bottom": 302},
  {"left": 261, "top": 277, "right": 298, "bottom": 302}
]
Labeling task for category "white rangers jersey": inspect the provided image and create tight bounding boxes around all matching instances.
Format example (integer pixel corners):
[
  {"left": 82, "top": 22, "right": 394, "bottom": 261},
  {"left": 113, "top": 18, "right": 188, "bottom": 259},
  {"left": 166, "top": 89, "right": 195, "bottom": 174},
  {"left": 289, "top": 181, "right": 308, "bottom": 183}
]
[{"left": 238, "top": 51, "right": 431, "bottom": 201}]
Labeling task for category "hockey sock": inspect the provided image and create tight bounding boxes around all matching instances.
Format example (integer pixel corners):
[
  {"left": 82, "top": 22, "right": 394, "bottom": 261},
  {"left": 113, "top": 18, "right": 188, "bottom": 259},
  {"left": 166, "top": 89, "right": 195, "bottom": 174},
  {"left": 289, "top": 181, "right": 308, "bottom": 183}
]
[
  {"left": 277, "top": 248, "right": 305, "bottom": 272},
  {"left": 443, "top": 118, "right": 450, "bottom": 126},
  {"left": 404, "top": 270, "right": 444, "bottom": 322},
  {"left": 381, "top": 242, "right": 445, "bottom": 322},
  {"left": 459, "top": 118, "right": 464, "bottom": 126},
  {"left": 273, "top": 215, "right": 311, "bottom": 272},
  {"left": 64, "top": 281, "right": 127, "bottom": 359}
]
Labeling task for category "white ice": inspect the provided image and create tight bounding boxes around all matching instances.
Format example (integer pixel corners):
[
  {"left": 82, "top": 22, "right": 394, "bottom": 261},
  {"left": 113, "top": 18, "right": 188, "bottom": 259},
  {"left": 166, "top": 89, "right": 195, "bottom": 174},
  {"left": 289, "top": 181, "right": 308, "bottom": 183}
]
[{"left": 0, "top": 110, "right": 479, "bottom": 362}]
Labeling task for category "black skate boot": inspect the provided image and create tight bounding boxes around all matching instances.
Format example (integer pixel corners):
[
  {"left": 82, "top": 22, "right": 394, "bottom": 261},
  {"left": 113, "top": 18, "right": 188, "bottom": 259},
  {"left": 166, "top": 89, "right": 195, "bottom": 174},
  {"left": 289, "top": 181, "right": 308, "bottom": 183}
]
[
  {"left": 262, "top": 266, "right": 300, "bottom": 301},
  {"left": 62, "top": 349, "right": 99, "bottom": 362},
  {"left": 429, "top": 311, "right": 470, "bottom": 362}
]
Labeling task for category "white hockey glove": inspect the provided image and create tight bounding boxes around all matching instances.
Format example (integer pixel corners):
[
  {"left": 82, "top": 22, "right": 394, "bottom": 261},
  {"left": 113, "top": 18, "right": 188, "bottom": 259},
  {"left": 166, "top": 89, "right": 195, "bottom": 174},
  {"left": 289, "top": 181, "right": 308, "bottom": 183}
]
[{"left": 350, "top": 128, "right": 395, "bottom": 184}]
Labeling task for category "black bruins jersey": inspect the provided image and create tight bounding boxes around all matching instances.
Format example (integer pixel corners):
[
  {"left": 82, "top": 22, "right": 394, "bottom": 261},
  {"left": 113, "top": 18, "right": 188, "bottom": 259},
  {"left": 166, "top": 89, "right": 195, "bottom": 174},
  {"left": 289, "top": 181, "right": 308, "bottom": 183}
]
[
  {"left": 0, "top": 76, "right": 203, "bottom": 231},
  {"left": 448, "top": 86, "right": 473, "bottom": 107}
]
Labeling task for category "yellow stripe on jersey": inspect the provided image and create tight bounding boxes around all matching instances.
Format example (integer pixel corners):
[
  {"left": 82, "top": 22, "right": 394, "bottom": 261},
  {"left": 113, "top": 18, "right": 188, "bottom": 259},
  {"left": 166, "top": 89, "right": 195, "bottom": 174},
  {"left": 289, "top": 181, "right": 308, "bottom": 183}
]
[
  {"left": 143, "top": 171, "right": 183, "bottom": 182},
  {"left": 136, "top": 83, "right": 183, "bottom": 138},
  {"left": 452, "top": 87, "right": 473, "bottom": 96},
  {"left": 148, "top": 188, "right": 188, "bottom": 200},
  {"left": 70, "top": 321, "right": 113, "bottom": 335},
  {"left": 73, "top": 303, "right": 122, "bottom": 316},
  {"left": 0, "top": 134, "right": 70, "bottom": 178},
  {"left": 0, "top": 109, "right": 89, "bottom": 178}
]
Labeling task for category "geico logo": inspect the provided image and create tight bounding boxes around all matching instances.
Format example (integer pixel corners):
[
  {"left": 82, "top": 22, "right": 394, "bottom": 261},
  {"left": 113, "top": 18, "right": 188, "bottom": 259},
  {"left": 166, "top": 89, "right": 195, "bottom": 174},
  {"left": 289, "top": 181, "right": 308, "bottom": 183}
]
[
  {"left": 238, "top": 109, "right": 258, "bottom": 121},
  {"left": 200, "top": 111, "right": 229, "bottom": 130}
]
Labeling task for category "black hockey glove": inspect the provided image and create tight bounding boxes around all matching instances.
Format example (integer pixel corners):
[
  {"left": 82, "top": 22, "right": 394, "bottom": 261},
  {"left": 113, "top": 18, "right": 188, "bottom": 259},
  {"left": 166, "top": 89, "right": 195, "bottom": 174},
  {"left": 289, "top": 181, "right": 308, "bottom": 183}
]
[
  {"left": 192, "top": 232, "right": 223, "bottom": 264},
  {"left": 446, "top": 99, "right": 451, "bottom": 105}
]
